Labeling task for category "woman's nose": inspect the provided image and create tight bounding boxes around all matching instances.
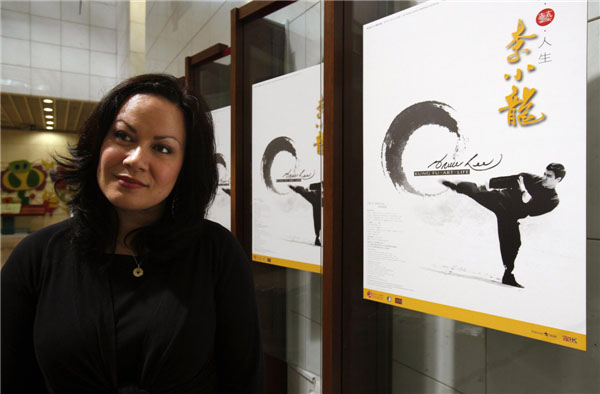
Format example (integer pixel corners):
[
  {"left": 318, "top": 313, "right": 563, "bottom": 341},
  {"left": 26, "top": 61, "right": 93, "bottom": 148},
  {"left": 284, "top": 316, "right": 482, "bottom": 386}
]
[{"left": 123, "top": 146, "right": 149, "bottom": 170}]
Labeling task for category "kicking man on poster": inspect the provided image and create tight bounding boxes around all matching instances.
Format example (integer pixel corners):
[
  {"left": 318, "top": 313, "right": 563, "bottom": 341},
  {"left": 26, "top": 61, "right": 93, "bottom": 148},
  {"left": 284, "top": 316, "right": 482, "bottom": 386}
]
[
  {"left": 289, "top": 182, "right": 322, "bottom": 246},
  {"left": 442, "top": 163, "right": 566, "bottom": 288}
]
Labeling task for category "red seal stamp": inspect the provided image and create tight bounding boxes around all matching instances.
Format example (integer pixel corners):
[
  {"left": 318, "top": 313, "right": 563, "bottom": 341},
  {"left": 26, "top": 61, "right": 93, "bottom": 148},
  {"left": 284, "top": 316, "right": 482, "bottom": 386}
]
[{"left": 536, "top": 8, "right": 555, "bottom": 26}]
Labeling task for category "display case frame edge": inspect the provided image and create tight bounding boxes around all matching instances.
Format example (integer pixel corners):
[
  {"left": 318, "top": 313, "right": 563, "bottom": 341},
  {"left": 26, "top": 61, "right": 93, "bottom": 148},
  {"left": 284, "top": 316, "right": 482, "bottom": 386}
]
[
  {"left": 185, "top": 43, "right": 231, "bottom": 90},
  {"left": 323, "top": 1, "right": 344, "bottom": 393},
  {"left": 238, "top": 0, "right": 296, "bottom": 23},
  {"left": 230, "top": 3, "right": 300, "bottom": 393},
  {"left": 230, "top": 6, "right": 245, "bottom": 247}
]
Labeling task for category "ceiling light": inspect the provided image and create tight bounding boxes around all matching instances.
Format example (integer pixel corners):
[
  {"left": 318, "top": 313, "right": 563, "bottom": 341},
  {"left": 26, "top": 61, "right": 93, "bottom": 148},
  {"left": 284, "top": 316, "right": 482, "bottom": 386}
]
[
  {"left": 43, "top": 98, "right": 53, "bottom": 104},
  {"left": 46, "top": 121, "right": 54, "bottom": 125},
  {"left": 46, "top": 126, "right": 54, "bottom": 130},
  {"left": 45, "top": 115, "right": 54, "bottom": 119},
  {"left": 43, "top": 107, "right": 53, "bottom": 112}
]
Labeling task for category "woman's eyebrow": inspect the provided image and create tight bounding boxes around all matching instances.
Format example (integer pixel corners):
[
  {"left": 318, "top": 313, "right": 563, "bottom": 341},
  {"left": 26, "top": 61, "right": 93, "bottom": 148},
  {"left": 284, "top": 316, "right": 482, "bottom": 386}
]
[
  {"left": 154, "top": 135, "right": 182, "bottom": 146},
  {"left": 115, "top": 119, "right": 137, "bottom": 133}
]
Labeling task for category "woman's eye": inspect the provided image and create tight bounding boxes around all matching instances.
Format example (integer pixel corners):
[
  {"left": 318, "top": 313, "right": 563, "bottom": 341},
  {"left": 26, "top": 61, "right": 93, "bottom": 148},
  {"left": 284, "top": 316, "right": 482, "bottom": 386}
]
[
  {"left": 154, "top": 145, "right": 172, "bottom": 154},
  {"left": 114, "top": 130, "right": 132, "bottom": 142}
]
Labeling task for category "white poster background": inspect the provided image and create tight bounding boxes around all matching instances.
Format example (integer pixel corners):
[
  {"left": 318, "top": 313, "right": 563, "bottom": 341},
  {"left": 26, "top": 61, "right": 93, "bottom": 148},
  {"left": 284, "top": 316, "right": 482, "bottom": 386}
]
[
  {"left": 363, "top": 1, "right": 586, "bottom": 335},
  {"left": 252, "top": 64, "right": 322, "bottom": 270},
  {"left": 207, "top": 106, "right": 231, "bottom": 230}
]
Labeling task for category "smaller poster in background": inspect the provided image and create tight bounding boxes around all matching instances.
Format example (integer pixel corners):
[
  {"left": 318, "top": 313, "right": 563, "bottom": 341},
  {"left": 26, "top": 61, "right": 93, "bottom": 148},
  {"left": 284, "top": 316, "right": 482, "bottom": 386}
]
[
  {"left": 207, "top": 106, "right": 231, "bottom": 230},
  {"left": 252, "top": 64, "right": 323, "bottom": 273}
]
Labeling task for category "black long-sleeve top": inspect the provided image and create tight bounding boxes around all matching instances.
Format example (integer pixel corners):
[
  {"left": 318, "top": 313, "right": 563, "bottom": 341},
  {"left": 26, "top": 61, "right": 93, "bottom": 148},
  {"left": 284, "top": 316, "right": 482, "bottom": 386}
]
[
  {"left": 490, "top": 173, "right": 559, "bottom": 219},
  {"left": 519, "top": 173, "right": 560, "bottom": 217},
  {"left": 1, "top": 219, "right": 264, "bottom": 394}
]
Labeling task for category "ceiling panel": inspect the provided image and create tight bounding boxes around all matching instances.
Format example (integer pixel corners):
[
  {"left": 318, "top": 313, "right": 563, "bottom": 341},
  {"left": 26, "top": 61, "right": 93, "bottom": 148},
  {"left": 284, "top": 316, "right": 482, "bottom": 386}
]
[{"left": 1, "top": 92, "right": 98, "bottom": 134}]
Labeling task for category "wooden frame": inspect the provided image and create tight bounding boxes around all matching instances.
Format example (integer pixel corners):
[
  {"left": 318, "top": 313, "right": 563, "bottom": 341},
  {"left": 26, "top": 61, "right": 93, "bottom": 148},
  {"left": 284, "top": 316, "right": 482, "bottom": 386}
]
[
  {"left": 231, "top": 0, "right": 295, "bottom": 248},
  {"left": 184, "top": 43, "right": 231, "bottom": 91},
  {"left": 322, "top": 1, "right": 343, "bottom": 392},
  {"left": 323, "top": 2, "right": 393, "bottom": 393},
  {"left": 237, "top": 0, "right": 296, "bottom": 23},
  {"left": 231, "top": 4, "right": 298, "bottom": 394},
  {"left": 230, "top": 6, "right": 244, "bottom": 245}
]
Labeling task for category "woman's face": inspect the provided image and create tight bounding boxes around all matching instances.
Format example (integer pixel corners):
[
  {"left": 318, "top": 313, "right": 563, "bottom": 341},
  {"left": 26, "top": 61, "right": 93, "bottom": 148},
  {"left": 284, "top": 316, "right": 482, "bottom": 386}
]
[{"left": 97, "top": 94, "right": 186, "bottom": 217}]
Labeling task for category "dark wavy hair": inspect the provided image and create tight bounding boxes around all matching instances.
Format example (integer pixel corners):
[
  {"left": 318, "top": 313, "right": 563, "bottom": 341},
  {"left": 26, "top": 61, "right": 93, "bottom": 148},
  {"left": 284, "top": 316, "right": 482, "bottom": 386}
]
[
  {"left": 56, "top": 74, "right": 217, "bottom": 260},
  {"left": 546, "top": 163, "right": 566, "bottom": 180}
]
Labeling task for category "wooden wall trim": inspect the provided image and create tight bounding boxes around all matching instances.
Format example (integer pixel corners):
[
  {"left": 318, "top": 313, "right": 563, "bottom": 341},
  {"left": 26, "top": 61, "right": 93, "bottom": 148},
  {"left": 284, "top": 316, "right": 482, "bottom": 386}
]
[
  {"left": 188, "top": 43, "right": 230, "bottom": 67},
  {"left": 322, "top": 1, "right": 344, "bottom": 393},
  {"left": 238, "top": 0, "right": 295, "bottom": 22},
  {"left": 184, "top": 44, "right": 230, "bottom": 96}
]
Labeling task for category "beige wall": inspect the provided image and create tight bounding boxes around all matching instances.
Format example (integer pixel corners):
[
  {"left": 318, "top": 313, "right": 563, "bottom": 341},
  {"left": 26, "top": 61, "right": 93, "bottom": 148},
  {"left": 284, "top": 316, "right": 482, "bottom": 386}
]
[{"left": 128, "top": 0, "right": 145, "bottom": 77}]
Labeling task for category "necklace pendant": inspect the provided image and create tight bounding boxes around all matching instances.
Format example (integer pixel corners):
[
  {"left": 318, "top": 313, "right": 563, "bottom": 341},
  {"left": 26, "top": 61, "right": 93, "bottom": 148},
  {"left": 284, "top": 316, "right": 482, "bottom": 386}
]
[{"left": 133, "top": 267, "right": 144, "bottom": 277}]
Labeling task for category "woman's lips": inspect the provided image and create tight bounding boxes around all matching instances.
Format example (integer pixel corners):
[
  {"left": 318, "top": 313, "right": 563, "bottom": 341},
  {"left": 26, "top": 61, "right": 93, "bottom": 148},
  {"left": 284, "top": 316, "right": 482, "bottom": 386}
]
[{"left": 116, "top": 175, "right": 147, "bottom": 189}]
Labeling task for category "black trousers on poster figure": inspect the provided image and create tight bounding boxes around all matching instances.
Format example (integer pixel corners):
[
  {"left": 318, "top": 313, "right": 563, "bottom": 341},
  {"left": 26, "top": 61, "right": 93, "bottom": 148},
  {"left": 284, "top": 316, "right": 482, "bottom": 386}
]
[
  {"left": 454, "top": 182, "right": 522, "bottom": 278},
  {"left": 444, "top": 168, "right": 562, "bottom": 288},
  {"left": 289, "top": 182, "right": 322, "bottom": 246}
]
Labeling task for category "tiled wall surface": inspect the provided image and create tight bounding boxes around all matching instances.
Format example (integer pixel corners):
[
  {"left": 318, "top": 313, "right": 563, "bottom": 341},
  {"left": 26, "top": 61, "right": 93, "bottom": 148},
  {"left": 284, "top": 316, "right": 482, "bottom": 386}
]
[
  {"left": 391, "top": 3, "right": 600, "bottom": 393},
  {"left": 145, "top": 0, "right": 246, "bottom": 78},
  {"left": 116, "top": 0, "right": 130, "bottom": 80},
  {"left": 1, "top": 0, "right": 121, "bottom": 101}
]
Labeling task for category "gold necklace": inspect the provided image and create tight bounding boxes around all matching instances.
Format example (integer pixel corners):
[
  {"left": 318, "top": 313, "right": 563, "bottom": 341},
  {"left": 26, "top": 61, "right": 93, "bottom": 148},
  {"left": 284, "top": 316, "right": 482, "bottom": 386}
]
[{"left": 132, "top": 255, "right": 144, "bottom": 277}]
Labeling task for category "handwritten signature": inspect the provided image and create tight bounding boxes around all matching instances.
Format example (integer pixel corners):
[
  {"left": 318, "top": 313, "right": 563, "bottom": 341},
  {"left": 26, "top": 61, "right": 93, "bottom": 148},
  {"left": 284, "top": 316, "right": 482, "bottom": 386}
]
[
  {"left": 280, "top": 169, "right": 315, "bottom": 180},
  {"left": 427, "top": 153, "right": 503, "bottom": 172}
]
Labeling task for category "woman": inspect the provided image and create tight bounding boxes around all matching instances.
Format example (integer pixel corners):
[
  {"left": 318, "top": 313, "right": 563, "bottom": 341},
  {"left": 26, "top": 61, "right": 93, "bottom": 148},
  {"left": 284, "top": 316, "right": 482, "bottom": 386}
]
[{"left": 1, "top": 74, "right": 264, "bottom": 393}]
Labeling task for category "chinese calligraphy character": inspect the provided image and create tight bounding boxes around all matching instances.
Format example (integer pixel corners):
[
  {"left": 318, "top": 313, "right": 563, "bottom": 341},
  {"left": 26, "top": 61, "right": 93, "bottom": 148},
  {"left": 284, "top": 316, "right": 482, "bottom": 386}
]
[
  {"left": 504, "top": 64, "right": 536, "bottom": 81},
  {"left": 500, "top": 19, "right": 545, "bottom": 126},
  {"left": 506, "top": 19, "right": 537, "bottom": 63},
  {"left": 514, "top": 69, "right": 523, "bottom": 81},
  {"left": 313, "top": 131, "right": 323, "bottom": 155},
  {"left": 313, "top": 97, "right": 323, "bottom": 155},
  {"left": 538, "top": 37, "right": 552, "bottom": 48},
  {"left": 538, "top": 52, "right": 552, "bottom": 64},
  {"left": 498, "top": 86, "right": 546, "bottom": 126}
]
